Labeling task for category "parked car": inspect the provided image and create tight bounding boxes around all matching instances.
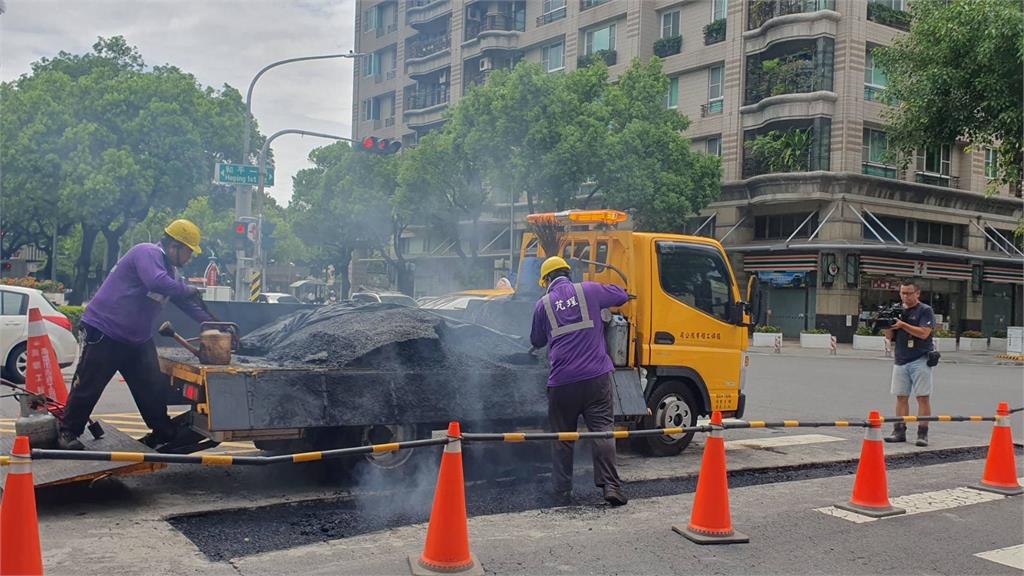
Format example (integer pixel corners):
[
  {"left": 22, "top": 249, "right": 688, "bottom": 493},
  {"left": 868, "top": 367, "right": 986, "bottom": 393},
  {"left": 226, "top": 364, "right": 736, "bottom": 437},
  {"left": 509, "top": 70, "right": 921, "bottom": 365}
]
[
  {"left": 0, "top": 285, "right": 77, "bottom": 384},
  {"left": 255, "top": 292, "right": 301, "bottom": 304},
  {"left": 350, "top": 291, "right": 419, "bottom": 307}
]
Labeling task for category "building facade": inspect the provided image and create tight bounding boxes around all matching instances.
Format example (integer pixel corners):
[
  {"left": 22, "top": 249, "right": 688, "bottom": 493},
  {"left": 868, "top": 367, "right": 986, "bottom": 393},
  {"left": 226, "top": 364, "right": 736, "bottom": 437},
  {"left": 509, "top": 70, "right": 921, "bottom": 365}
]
[{"left": 352, "top": 0, "right": 1023, "bottom": 339}]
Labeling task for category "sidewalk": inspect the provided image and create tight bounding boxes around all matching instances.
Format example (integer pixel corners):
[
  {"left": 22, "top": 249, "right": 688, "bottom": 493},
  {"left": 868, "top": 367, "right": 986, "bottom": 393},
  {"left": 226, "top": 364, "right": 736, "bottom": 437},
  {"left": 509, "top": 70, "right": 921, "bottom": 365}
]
[{"left": 749, "top": 340, "right": 1024, "bottom": 366}]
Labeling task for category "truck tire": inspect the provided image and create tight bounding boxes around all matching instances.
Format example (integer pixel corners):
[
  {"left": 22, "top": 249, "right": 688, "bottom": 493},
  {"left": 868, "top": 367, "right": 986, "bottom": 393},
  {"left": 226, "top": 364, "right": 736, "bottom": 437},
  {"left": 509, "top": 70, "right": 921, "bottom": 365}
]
[
  {"left": 5, "top": 342, "right": 27, "bottom": 384},
  {"left": 635, "top": 380, "right": 698, "bottom": 456}
]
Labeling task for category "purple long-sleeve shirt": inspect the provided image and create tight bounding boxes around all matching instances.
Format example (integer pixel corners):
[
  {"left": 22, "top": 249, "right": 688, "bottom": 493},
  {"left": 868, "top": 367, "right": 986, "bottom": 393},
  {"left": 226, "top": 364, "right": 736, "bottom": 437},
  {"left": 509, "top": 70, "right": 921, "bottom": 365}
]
[
  {"left": 530, "top": 276, "right": 629, "bottom": 387},
  {"left": 82, "top": 243, "right": 213, "bottom": 345}
]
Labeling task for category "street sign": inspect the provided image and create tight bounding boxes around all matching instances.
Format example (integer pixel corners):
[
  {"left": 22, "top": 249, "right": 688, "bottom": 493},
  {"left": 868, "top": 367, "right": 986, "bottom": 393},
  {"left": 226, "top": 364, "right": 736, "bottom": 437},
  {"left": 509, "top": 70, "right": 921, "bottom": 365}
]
[{"left": 214, "top": 163, "right": 274, "bottom": 187}]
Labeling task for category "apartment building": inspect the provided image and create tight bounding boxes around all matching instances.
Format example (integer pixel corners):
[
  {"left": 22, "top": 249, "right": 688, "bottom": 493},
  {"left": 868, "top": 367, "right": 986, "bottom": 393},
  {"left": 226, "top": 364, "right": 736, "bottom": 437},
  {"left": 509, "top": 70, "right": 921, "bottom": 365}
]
[{"left": 353, "top": 0, "right": 1023, "bottom": 340}]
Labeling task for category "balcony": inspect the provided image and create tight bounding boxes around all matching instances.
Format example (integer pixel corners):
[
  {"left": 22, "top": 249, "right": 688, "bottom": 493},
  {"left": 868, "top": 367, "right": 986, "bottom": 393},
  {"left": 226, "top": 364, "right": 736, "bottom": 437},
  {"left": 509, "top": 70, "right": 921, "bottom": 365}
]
[
  {"left": 536, "top": 6, "right": 567, "bottom": 26},
  {"left": 701, "top": 99, "right": 724, "bottom": 117},
  {"left": 580, "top": 0, "right": 609, "bottom": 10},
  {"left": 747, "top": 0, "right": 835, "bottom": 31},
  {"left": 862, "top": 162, "right": 897, "bottom": 179},
  {"left": 407, "top": 33, "right": 451, "bottom": 59},
  {"left": 742, "top": 119, "right": 831, "bottom": 178},
  {"left": 915, "top": 172, "right": 960, "bottom": 189},
  {"left": 577, "top": 49, "right": 617, "bottom": 68},
  {"left": 653, "top": 35, "right": 682, "bottom": 58},
  {"left": 744, "top": 39, "right": 834, "bottom": 105},
  {"left": 867, "top": 1, "right": 910, "bottom": 31},
  {"left": 405, "top": 86, "right": 450, "bottom": 111},
  {"left": 407, "top": 0, "right": 451, "bottom": 28},
  {"left": 704, "top": 19, "right": 726, "bottom": 45},
  {"left": 864, "top": 84, "right": 887, "bottom": 103},
  {"left": 464, "top": 13, "right": 521, "bottom": 41}
]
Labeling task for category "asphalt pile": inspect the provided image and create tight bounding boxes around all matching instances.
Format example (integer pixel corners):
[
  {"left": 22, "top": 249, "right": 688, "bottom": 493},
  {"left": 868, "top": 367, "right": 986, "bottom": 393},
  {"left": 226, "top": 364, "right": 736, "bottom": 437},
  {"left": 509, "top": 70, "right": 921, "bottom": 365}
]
[{"left": 238, "top": 302, "right": 536, "bottom": 370}]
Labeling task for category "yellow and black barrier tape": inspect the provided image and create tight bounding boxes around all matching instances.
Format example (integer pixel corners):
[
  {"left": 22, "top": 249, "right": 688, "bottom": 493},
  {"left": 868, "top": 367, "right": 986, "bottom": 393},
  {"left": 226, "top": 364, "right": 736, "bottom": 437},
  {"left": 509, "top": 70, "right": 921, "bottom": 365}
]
[{"left": 8, "top": 409, "right": 1020, "bottom": 467}]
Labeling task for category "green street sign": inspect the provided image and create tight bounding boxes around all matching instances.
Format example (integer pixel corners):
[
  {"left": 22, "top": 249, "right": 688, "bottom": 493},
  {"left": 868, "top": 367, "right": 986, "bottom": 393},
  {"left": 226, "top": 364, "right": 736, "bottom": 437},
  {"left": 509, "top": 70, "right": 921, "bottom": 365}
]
[{"left": 214, "top": 163, "right": 274, "bottom": 187}]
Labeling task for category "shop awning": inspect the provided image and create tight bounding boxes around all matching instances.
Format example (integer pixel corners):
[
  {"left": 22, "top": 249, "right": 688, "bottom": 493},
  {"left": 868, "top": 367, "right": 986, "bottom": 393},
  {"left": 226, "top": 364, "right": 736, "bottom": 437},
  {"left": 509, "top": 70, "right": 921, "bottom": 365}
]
[
  {"left": 743, "top": 253, "right": 818, "bottom": 273},
  {"left": 984, "top": 266, "right": 1024, "bottom": 284}
]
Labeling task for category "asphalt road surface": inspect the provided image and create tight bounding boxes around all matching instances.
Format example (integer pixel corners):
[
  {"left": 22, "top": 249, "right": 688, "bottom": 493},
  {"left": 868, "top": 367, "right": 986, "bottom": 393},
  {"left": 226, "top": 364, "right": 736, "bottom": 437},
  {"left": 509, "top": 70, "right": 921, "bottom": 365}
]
[{"left": 3, "top": 354, "right": 1022, "bottom": 575}]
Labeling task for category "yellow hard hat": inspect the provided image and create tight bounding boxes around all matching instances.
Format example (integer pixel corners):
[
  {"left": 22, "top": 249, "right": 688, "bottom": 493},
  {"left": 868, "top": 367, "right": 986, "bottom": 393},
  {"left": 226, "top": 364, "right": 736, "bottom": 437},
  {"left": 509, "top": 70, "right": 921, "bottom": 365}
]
[
  {"left": 164, "top": 219, "right": 202, "bottom": 255},
  {"left": 539, "top": 256, "right": 571, "bottom": 288}
]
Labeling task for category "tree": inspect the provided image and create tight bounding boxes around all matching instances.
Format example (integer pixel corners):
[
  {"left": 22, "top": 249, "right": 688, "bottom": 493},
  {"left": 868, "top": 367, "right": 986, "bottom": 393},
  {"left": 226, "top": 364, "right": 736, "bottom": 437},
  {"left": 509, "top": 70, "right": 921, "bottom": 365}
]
[
  {"left": 1, "top": 37, "right": 259, "bottom": 302},
  {"left": 874, "top": 0, "right": 1024, "bottom": 194}
]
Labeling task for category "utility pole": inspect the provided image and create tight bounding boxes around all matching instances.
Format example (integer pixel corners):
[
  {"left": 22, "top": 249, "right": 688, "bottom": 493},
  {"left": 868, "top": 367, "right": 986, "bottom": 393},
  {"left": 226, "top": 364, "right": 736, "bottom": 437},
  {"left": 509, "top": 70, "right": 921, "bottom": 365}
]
[{"left": 234, "top": 52, "right": 364, "bottom": 300}]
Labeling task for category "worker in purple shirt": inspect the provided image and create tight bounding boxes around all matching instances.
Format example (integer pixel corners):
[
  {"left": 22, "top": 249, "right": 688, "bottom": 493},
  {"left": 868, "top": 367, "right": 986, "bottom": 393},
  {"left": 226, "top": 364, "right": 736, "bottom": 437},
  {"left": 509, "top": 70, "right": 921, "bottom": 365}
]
[
  {"left": 58, "top": 220, "right": 214, "bottom": 450},
  {"left": 530, "top": 256, "right": 629, "bottom": 506}
]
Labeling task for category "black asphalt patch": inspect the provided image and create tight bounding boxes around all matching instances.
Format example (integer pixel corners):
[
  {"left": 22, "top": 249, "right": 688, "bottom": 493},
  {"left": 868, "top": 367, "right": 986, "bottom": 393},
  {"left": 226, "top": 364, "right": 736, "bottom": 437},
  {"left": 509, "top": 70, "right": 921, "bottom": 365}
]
[{"left": 167, "top": 445, "right": 1014, "bottom": 562}]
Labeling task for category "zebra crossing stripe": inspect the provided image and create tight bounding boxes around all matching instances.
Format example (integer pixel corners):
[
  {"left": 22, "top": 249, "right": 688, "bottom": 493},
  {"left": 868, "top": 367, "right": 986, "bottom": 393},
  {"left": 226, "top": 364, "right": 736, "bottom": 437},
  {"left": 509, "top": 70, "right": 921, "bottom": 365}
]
[{"left": 974, "top": 544, "right": 1024, "bottom": 570}]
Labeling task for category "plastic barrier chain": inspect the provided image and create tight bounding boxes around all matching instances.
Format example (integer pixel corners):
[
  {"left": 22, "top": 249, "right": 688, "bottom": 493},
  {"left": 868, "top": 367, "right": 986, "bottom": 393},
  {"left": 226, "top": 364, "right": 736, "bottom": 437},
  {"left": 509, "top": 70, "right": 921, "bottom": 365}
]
[{"left": 4, "top": 409, "right": 1021, "bottom": 468}]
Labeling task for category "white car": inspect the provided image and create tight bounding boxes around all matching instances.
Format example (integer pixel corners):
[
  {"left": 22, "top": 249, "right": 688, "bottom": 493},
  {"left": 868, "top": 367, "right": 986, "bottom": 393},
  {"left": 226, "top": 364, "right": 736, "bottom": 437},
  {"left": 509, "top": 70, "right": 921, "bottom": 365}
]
[
  {"left": 0, "top": 286, "right": 77, "bottom": 384},
  {"left": 255, "top": 292, "right": 301, "bottom": 304}
]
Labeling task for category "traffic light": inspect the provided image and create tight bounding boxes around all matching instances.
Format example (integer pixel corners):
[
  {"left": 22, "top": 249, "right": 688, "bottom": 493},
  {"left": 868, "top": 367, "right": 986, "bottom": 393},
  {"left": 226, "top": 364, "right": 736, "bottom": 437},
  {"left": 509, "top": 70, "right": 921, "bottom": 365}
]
[
  {"left": 359, "top": 136, "right": 402, "bottom": 156},
  {"left": 232, "top": 217, "right": 257, "bottom": 257},
  {"left": 261, "top": 220, "right": 277, "bottom": 255}
]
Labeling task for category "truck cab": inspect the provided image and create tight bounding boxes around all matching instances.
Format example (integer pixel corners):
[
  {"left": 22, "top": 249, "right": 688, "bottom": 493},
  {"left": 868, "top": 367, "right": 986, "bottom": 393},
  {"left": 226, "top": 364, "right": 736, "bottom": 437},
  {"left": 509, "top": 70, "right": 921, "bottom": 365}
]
[{"left": 513, "top": 210, "right": 752, "bottom": 455}]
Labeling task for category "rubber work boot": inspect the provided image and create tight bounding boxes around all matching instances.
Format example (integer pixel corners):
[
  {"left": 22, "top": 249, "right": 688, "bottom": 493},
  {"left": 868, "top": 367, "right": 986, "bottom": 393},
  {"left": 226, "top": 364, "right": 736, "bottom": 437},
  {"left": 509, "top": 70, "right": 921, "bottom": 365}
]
[
  {"left": 916, "top": 425, "right": 929, "bottom": 447},
  {"left": 57, "top": 430, "right": 85, "bottom": 451},
  {"left": 603, "top": 486, "right": 628, "bottom": 507},
  {"left": 551, "top": 489, "right": 575, "bottom": 506},
  {"left": 884, "top": 423, "right": 907, "bottom": 443}
]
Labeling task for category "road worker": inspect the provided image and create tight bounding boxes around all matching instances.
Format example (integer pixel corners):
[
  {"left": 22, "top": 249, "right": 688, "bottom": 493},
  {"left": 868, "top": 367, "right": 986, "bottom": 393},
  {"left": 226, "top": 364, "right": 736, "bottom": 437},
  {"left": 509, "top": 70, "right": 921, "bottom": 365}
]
[
  {"left": 58, "top": 219, "right": 215, "bottom": 450},
  {"left": 530, "top": 256, "right": 629, "bottom": 506}
]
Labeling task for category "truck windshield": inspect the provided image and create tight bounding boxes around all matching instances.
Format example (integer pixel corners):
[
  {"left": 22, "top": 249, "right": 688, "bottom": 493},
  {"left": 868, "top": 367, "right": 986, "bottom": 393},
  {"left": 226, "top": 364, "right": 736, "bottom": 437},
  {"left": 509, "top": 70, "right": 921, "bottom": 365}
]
[{"left": 656, "top": 241, "right": 733, "bottom": 322}]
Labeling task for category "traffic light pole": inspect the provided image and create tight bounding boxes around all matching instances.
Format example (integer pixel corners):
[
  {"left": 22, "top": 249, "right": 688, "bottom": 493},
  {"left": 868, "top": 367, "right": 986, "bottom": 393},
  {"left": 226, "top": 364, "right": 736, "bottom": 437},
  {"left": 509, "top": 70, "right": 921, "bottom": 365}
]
[{"left": 234, "top": 52, "right": 364, "bottom": 301}]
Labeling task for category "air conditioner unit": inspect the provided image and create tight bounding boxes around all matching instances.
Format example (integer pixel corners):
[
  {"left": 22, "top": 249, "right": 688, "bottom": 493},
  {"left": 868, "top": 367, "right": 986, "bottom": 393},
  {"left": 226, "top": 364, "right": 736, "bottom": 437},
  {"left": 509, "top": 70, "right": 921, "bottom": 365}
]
[{"left": 479, "top": 57, "right": 493, "bottom": 72}]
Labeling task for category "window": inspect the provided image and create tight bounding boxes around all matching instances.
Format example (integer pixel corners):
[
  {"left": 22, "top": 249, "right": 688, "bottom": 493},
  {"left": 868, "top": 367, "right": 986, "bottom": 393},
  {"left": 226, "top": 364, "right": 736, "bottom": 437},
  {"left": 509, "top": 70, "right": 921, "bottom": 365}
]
[
  {"left": 864, "top": 47, "right": 887, "bottom": 88},
  {"left": 542, "top": 0, "right": 566, "bottom": 19},
  {"left": 874, "top": 0, "right": 905, "bottom": 9},
  {"left": 705, "top": 136, "right": 722, "bottom": 157},
  {"left": 585, "top": 23, "right": 615, "bottom": 55},
  {"left": 0, "top": 291, "right": 27, "bottom": 316},
  {"left": 861, "top": 215, "right": 908, "bottom": 242},
  {"left": 542, "top": 41, "right": 564, "bottom": 72},
  {"left": 666, "top": 76, "right": 679, "bottom": 109},
  {"left": 917, "top": 145, "right": 950, "bottom": 176},
  {"left": 657, "top": 242, "right": 733, "bottom": 322},
  {"left": 862, "top": 128, "right": 890, "bottom": 165},
  {"left": 712, "top": 0, "right": 728, "bottom": 21},
  {"left": 362, "top": 52, "right": 382, "bottom": 77},
  {"left": 985, "top": 148, "right": 998, "bottom": 180},
  {"left": 985, "top": 229, "right": 1024, "bottom": 253},
  {"left": 662, "top": 10, "right": 680, "bottom": 38},
  {"left": 363, "top": 7, "right": 377, "bottom": 32},
  {"left": 361, "top": 98, "right": 371, "bottom": 121},
  {"left": 754, "top": 212, "right": 819, "bottom": 240},
  {"left": 912, "top": 220, "right": 960, "bottom": 247},
  {"left": 708, "top": 65, "right": 723, "bottom": 101}
]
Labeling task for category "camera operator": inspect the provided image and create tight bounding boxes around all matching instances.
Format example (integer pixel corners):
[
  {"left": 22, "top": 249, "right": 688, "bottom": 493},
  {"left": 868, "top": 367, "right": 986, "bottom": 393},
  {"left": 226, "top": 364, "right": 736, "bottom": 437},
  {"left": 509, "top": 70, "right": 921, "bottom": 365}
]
[{"left": 883, "top": 281, "right": 936, "bottom": 447}]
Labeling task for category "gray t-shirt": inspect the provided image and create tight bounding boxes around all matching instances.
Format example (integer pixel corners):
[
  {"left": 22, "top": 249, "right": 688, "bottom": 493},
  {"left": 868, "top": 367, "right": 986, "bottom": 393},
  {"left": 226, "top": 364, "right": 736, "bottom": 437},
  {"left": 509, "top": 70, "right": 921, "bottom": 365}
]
[{"left": 894, "top": 302, "right": 935, "bottom": 366}]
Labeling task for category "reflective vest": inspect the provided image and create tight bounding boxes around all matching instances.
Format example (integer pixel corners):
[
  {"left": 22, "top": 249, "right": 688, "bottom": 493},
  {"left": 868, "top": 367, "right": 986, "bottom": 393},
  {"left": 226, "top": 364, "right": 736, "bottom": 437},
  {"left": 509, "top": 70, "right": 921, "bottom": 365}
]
[{"left": 541, "top": 282, "right": 594, "bottom": 339}]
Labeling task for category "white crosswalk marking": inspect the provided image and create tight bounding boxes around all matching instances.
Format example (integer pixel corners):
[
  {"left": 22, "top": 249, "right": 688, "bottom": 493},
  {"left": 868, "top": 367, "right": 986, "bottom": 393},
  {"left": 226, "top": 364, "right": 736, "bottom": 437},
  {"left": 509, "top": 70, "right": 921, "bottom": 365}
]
[
  {"left": 975, "top": 544, "right": 1024, "bottom": 570},
  {"left": 816, "top": 486, "right": 1008, "bottom": 523}
]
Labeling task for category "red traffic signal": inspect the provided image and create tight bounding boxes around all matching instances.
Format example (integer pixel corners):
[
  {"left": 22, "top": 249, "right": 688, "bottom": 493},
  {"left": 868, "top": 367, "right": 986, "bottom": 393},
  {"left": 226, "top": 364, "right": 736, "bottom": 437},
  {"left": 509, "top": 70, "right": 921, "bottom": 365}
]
[
  {"left": 235, "top": 223, "right": 246, "bottom": 235},
  {"left": 359, "top": 136, "right": 402, "bottom": 156}
]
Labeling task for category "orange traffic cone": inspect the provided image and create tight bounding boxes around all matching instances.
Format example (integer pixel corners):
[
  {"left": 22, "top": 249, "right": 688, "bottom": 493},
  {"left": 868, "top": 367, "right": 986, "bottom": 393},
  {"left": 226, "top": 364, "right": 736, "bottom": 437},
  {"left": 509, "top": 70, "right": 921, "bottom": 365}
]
[
  {"left": 25, "top": 307, "right": 69, "bottom": 404},
  {"left": 973, "top": 402, "right": 1023, "bottom": 496},
  {"left": 673, "top": 411, "right": 748, "bottom": 544},
  {"left": 836, "top": 411, "right": 906, "bottom": 518},
  {"left": 409, "top": 422, "right": 482, "bottom": 576},
  {"left": 0, "top": 436, "right": 43, "bottom": 576}
]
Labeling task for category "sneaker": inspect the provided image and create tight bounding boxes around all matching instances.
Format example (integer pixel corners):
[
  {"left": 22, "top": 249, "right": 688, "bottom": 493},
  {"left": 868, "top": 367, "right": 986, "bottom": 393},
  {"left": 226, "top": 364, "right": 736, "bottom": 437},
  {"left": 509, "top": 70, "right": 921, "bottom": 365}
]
[
  {"left": 57, "top": 431, "right": 85, "bottom": 451},
  {"left": 603, "top": 486, "right": 628, "bottom": 507}
]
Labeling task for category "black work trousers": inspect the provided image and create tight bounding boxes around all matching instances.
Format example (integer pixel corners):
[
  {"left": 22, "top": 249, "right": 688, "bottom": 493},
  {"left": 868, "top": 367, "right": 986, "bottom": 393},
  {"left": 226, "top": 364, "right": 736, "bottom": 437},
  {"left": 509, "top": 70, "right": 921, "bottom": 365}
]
[
  {"left": 547, "top": 372, "right": 622, "bottom": 493},
  {"left": 61, "top": 323, "right": 173, "bottom": 440}
]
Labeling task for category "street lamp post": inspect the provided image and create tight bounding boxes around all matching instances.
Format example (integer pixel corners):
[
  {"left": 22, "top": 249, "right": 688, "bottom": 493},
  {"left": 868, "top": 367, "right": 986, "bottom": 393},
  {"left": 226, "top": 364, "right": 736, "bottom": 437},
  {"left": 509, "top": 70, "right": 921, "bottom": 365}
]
[{"left": 234, "top": 52, "right": 364, "bottom": 300}]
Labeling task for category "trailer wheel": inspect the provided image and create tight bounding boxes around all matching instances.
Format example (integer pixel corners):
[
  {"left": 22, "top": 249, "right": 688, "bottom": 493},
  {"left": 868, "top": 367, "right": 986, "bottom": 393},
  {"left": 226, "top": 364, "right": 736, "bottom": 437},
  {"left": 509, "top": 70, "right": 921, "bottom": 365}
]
[
  {"left": 635, "top": 381, "right": 698, "bottom": 456},
  {"left": 358, "top": 424, "right": 417, "bottom": 469}
]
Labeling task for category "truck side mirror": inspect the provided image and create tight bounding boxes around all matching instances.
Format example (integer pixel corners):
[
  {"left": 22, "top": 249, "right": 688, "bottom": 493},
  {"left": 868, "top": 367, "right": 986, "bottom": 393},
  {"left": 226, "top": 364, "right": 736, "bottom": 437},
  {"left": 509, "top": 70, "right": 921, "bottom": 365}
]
[
  {"left": 746, "top": 276, "right": 764, "bottom": 326},
  {"left": 729, "top": 301, "right": 746, "bottom": 326}
]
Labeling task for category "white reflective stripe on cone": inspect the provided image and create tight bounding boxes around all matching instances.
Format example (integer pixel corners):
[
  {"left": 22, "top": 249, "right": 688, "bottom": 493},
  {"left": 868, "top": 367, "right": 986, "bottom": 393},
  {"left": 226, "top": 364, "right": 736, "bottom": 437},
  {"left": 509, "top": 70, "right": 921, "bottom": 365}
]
[
  {"left": 866, "top": 427, "right": 883, "bottom": 441},
  {"left": 27, "top": 320, "right": 47, "bottom": 337},
  {"left": 445, "top": 439, "right": 462, "bottom": 453}
]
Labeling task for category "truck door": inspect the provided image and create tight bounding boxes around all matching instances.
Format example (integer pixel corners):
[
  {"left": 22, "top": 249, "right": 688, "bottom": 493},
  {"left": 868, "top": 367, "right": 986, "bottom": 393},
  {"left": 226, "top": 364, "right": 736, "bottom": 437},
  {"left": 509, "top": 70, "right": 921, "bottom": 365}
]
[{"left": 647, "top": 239, "right": 744, "bottom": 412}]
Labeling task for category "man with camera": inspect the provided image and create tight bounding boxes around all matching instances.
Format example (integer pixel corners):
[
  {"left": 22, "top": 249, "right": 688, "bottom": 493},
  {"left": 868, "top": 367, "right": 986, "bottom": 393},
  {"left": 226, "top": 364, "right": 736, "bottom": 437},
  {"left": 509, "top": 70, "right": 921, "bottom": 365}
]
[{"left": 883, "top": 281, "right": 937, "bottom": 447}]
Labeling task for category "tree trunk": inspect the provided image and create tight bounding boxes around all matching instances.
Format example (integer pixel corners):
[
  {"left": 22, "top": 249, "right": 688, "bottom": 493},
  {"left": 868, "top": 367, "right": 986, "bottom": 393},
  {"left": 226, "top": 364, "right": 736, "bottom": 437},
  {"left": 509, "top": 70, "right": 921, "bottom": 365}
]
[
  {"left": 70, "top": 225, "right": 99, "bottom": 305},
  {"left": 101, "top": 228, "right": 123, "bottom": 279},
  {"left": 338, "top": 247, "right": 353, "bottom": 299},
  {"left": 526, "top": 189, "right": 535, "bottom": 214}
]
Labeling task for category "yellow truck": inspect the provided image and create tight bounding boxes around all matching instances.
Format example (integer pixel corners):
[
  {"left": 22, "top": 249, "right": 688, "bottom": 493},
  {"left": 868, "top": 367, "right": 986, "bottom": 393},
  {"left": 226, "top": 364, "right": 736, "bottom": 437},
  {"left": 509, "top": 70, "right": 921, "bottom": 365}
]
[{"left": 462, "top": 209, "right": 756, "bottom": 455}]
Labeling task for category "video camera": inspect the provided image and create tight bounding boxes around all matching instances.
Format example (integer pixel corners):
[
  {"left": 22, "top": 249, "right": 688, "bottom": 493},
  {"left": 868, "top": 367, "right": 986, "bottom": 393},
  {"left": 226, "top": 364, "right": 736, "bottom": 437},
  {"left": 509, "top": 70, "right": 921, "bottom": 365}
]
[{"left": 872, "top": 303, "right": 906, "bottom": 332}]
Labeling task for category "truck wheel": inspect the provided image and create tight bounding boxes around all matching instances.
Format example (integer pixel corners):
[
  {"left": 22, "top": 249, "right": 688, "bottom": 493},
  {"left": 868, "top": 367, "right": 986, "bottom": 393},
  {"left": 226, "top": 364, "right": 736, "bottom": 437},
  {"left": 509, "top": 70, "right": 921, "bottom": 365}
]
[
  {"left": 5, "top": 343, "right": 27, "bottom": 384},
  {"left": 357, "top": 424, "right": 417, "bottom": 469},
  {"left": 636, "top": 381, "right": 698, "bottom": 456}
]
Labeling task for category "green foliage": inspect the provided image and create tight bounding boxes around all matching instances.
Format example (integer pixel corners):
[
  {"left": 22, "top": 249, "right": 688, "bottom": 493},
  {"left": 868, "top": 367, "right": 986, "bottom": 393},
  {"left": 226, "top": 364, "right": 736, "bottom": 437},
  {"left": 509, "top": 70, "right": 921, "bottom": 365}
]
[
  {"left": 746, "top": 129, "right": 813, "bottom": 174},
  {"left": 873, "top": 0, "right": 1023, "bottom": 193},
  {"left": 754, "top": 324, "right": 782, "bottom": 333},
  {"left": 58, "top": 306, "right": 85, "bottom": 332},
  {"left": 993, "top": 329, "right": 1008, "bottom": 338},
  {"left": 653, "top": 35, "right": 682, "bottom": 58},
  {"left": 577, "top": 49, "right": 617, "bottom": 68},
  {"left": 961, "top": 330, "right": 985, "bottom": 339},
  {"left": 1, "top": 37, "right": 260, "bottom": 302},
  {"left": 0, "top": 277, "right": 65, "bottom": 293},
  {"left": 855, "top": 325, "right": 876, "bottom": 336},
  {"left": 801, "top": 328, "right": 830, "bottom": 334},
  {"left": 704, "top": 18, "right": 726, "bottom": 44},
  {"left": 934, "top": 328, "right": 954, "bottom": 338},
  {"left": 867, "top": 1, "right": 911, "bottom": 30}
]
